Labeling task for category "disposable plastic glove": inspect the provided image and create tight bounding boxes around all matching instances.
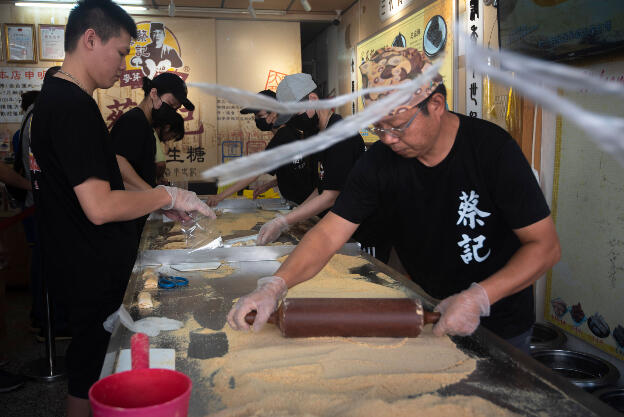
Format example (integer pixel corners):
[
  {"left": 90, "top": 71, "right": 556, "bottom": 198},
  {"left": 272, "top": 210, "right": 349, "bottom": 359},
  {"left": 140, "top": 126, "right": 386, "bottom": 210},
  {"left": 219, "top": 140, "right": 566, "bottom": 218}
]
[
  {"left": 205, "top": 194, "right": 222, "bottom": 207},
  {"left": 227, "top": 276, "right": 288, "bottom": 332},
  {"left": 161, "top": 209, "right": 189, "bottom": 222},
  {"left": 253, "top": 182, "right": 274, "bottom": 199},
  {"left": 257, "top": 215, "right": 289, "bottom": 245},
  {"left": 432, "top": 282, "right": 490, "bottom": 337},
  {"left": 157, "top": 185, "right": 216, "bottom": 219}
]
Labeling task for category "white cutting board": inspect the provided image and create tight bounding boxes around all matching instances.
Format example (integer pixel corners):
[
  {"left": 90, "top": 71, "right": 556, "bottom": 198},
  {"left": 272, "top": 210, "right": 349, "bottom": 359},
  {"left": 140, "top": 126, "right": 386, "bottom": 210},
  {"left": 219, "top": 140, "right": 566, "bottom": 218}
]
[{"left": 114, "top": 348, "right": 176, "bottom": 373}]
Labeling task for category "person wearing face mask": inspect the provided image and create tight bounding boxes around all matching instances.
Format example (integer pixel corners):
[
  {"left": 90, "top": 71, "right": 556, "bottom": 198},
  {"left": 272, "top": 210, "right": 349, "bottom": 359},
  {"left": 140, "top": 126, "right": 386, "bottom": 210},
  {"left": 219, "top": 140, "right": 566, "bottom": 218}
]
[
  {"left": 153, "top": 111, "right": 185, "bottom": 185},
  {"left": 206, "top": 89, "right": 316, "bottom": 207},
  {"left": 256, "top": 74, "right": 370, "bottom": 248},
  {"left": 111, "top": 72, "right": 195, "bottom": 241}
]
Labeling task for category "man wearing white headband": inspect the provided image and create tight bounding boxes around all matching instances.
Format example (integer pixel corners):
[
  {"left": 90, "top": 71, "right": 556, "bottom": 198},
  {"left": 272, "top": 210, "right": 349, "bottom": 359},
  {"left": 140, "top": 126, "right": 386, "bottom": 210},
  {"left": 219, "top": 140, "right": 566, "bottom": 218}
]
[{"left": 227, "top": 47, "right": 560, "bottom": 352}]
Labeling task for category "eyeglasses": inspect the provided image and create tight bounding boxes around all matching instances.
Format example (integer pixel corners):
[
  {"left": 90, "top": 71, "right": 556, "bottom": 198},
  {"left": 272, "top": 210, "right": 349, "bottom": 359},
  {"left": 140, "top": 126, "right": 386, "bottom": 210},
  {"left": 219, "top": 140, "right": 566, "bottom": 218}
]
[{"left": 365, "top": 107, "right": 421, "bottom": 138}]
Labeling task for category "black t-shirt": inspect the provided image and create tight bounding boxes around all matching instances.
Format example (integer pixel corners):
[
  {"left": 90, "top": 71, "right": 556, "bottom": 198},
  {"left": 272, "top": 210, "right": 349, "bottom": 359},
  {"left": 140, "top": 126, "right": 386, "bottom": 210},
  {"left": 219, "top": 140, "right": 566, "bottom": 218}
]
[
  {"left": 111, "top": 107, "right": 156, "bottom": 188},
  {"left": 265, "top": 124, "right": 316, "bottom": 204},
  {"left": 315, "top": 113, "right": 365, "bottom": 192},
  {"left": 145, "top": 45, "right": 182, "bottom": 68},
  {"left": 30, "top": 77, "right": 136, "bottom": 310},
  {"left": 331, "top": 113, "right": 550, "bottom": 338}
]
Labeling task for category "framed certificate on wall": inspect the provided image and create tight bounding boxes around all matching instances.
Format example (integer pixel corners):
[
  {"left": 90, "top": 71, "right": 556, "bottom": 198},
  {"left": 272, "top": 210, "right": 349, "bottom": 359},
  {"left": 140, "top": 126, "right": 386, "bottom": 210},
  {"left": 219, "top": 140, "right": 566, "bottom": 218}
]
[
  {"left": 38, "top": 24, "right": 65, "bottom": 61},
  {"left": 4, "top": 23, "right": 36, "bottom": 63}
]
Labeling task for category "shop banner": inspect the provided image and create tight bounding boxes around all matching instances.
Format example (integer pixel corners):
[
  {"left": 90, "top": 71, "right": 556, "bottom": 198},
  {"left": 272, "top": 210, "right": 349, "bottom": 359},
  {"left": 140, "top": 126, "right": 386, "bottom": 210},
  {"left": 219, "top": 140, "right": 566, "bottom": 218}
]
[
  {"left": 379, "top": 0, "right": 416, "bottom": 22},
  {"left": 95, "top": 19, "right": 217, "bottom": 182},
  {"left": 0, "top": 67, "right": 46, "bottom": 122},
  {"left": 465, "top": 0, "right": 483, "bottom": 119}
]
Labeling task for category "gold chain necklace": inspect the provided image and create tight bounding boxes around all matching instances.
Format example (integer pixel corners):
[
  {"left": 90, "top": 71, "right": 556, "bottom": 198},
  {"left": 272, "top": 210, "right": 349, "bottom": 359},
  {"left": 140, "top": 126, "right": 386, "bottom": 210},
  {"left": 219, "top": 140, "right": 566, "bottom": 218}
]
[{"left": 57, "top": 69, "right": 88, "bottom": 93}]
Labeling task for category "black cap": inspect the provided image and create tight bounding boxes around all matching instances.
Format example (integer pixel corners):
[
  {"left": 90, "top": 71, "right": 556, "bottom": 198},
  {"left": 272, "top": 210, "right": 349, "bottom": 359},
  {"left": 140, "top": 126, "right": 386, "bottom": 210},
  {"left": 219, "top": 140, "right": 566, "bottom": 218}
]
[
  {"left": 152, "top": 72, "right": 194, "bottom": 111},
  {"left": 240, "top": 89, "right": 276, "bottom": 114}
]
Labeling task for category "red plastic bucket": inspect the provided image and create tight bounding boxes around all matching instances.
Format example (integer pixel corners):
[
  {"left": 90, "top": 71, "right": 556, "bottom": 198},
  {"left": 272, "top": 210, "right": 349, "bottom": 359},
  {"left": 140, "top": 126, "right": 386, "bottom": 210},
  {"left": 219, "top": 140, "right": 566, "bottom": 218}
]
[{"left": 89, "top": 368, "right": 192, "bottom": 417}]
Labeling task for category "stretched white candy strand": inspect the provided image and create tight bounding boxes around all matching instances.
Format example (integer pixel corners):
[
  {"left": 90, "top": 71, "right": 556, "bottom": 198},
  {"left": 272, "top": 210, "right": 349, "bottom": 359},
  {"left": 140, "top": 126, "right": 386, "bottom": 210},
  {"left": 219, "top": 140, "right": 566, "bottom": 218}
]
[
  {"left": 196, "top": 62, "right": 443, "bottom": 185},
  {"left": 465, "top": 37, "right": 624, "bottom": 165},
  {"left": 468, "top": 41, "right": 624, "bottom": 98},
  {"left": 188, "top": 57, "right": 444, "bottom": 115}
]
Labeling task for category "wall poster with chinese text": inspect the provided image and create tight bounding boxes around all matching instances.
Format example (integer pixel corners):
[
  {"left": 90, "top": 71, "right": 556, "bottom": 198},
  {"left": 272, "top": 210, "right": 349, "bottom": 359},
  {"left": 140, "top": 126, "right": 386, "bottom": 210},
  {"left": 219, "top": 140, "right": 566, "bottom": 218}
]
[
  {"left": 0, "top": 67, "right": 47, "bottom": 123},
  {"left": 214, "top": 20, "right": 301, "bottom": 169},
  {"left": 215, "top": 69, "right": 286, "bottom": 165},
  {"left": 95, "top": 18, "right": 218, "bottom": 183},
  {"left": 356, "top": 0, "right": 454, "bottom": 143},
  {"left": 546, "top": 59, "right": 624, "bottom": 362}
]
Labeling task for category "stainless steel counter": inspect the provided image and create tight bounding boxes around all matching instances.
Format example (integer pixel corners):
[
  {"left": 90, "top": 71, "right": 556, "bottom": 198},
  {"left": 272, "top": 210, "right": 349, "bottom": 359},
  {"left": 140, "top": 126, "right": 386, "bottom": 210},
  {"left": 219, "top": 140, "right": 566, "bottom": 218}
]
[{"left": 102, "top": 199, "right": 620, "bottom": 416}]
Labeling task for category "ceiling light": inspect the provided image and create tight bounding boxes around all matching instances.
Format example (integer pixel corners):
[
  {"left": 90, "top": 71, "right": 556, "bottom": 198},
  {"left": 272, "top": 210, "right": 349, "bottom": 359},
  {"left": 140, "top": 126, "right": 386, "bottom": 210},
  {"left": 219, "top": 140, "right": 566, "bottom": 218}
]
[
  {"left": 15, "top": 2, "right": 73, "bottom": 8},
  {"left": 15, "top": 1, "right": 146, "bottom": 11},
  {"left": 118, "top": 5, "right": 147, "bottom": 11},
  {"left": 113, "top": 0, "right": 145, "bottom": 4},
  {"left": 175, "top": 7, "right": 285, "bottom": 16}
]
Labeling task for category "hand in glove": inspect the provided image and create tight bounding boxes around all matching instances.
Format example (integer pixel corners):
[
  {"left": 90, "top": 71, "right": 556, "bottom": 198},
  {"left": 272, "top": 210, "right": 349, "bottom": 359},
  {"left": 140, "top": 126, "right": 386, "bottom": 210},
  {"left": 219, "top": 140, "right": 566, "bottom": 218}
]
[
  {"left": 226, "top": 276, "right": 288, "bottom": 332},
  {"left": 205, "top": 194, "right": 222, "bottom": 207},
  {"left": 253, "top": 182, "right": 273, "bottom": 199},
  {"left": 257, "top": 215, "right": 289, "bottom": 245},
  {"left": 432, "top": 282, "right": 490, "bottom": 337},
  {"left": 265, "top": 112, "right": 278, "bottom": 126},
  {"left": 161, "top": 209, "right": 190, "bottom": 222},
  {"left": 157, "top": 185, "right": 216, "bottom": 219}
]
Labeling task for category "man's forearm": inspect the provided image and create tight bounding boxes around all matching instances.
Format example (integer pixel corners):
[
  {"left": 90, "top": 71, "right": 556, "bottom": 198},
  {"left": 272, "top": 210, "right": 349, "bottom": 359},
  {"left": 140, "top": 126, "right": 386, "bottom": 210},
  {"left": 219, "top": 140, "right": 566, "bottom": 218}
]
[
  {"left": 0, "top": 163, "right": 31, "bottom": 190},
  {"left": 253, "top": 178, "right": 278, "bottom": 199},
  {"left": 277, "top": 212, "right": 356, "bottom": 287},
  {"left": 284, "top": 190, "right": 339, "bottom": 226},
  {"left": 300, "top": 188, "right": 319, "bottom": 205},
  {"left": 259, "top": 178, "right": 278, "bottom": 191},
  {"left": 101, "top": 188, "right": 171, "bottom": 223},
  {"left": 480, "top": 217, "right": 561, "bottom": 305},
  {"left": 74, "top": 178, "right": 171, "bottom": 225},
  {"left": 218, "top": 176, "right": 258, "bottom": 200}
]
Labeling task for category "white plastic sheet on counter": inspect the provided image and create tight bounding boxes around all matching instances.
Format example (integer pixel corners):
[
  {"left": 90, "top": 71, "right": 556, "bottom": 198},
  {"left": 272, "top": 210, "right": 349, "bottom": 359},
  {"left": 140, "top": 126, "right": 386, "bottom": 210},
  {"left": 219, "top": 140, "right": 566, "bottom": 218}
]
[{"left": 103, "top": 305, "right": 183, "bottom": 337}]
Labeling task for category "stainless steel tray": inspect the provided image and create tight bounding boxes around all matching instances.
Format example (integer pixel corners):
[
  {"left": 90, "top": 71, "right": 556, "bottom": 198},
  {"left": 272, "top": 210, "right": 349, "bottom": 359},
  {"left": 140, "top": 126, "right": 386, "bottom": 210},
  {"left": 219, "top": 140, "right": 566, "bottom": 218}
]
[
  {"left": 202, "top": 198, "right": 291, "bottom": 213},
  {"left": 138, "top": 242, "right": 362, "bottom": 265}
]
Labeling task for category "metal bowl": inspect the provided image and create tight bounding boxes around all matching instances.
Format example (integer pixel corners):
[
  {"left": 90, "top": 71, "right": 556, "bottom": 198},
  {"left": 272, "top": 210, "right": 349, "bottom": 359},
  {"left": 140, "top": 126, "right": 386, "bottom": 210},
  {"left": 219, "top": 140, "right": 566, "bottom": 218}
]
[
  {"left": 593, "top": 386, "right": 624, "bottom": 413},
  {"left": 530, "top": 349, "right": 620, "bottom": 391},
  {"left": 530, "top": 322, "right": 567, "bottom": 350}
]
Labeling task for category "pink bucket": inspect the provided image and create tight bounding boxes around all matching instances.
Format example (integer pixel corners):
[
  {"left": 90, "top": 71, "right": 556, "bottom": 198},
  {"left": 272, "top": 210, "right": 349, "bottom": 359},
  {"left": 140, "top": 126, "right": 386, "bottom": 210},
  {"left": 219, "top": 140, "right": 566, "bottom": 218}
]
[{"left": 89, "top": 368, "right": 192, "bottom": 417}]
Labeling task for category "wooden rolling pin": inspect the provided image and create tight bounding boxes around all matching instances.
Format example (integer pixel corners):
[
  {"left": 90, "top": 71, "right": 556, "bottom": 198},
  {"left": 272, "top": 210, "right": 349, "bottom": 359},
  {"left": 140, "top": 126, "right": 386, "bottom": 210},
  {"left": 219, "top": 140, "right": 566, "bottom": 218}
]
[{"left": 244, "top": 298, "right": 440, "bottom": 338}]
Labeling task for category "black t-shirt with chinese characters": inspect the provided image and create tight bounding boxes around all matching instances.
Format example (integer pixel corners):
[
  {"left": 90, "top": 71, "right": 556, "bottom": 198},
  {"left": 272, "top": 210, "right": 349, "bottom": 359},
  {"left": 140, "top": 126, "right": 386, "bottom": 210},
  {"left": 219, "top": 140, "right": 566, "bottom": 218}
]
[
  {"left": 315, "top": 113, "right": 366, "bottom": 193},
  {"left": 30, "top": 76, "right": 136, "bottom": 313},
  {"left": 111, "top": 107, "right": 156, "bottom": 188},
  {"left": 266, "top": 124, "right": 316, "bottom": 204},
  {"left": 331, "top": 112, "right": 550, "bottom": 338}
]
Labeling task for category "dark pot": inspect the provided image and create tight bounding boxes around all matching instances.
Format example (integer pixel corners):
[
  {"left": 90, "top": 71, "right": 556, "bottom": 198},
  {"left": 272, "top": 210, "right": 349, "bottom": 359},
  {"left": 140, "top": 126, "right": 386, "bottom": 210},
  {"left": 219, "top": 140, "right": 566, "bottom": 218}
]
[
  {"left": 593, "top": 386, "right": 624, "bottom": 413},
  {"left": 530, "top": 349, "right": 620, "bottom": 392},
  {"left": 530, "top": 322, "right": 567, "bottom": 350}
]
